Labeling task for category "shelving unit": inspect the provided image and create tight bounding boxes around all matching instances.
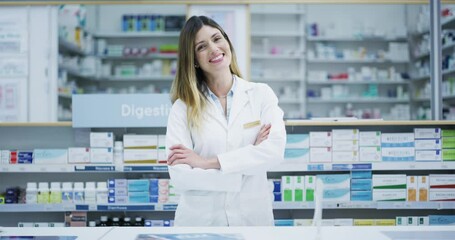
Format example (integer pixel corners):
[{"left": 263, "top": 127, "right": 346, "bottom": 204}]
[
  {"left": 249, "top": 4, "right": 306, "bottom": 119},
  {"left": 1, "top": 120, "right": 455, "bottom": 226}
]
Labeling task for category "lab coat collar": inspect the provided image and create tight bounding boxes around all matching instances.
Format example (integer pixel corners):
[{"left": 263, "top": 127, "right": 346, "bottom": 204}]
[{"left": 228, "top": 76, "right": 254, "bottom": 129}]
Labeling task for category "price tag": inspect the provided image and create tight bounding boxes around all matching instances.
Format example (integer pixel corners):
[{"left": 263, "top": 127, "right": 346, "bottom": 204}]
[
  {"left": 441, "top": 163, "right": 449, "bottom": 169},
  {"left": 63, "top": 205, "right": 74, "bottom": 211},
  {"left": 155, "top": 204, "right": 163, "bottom": 211},
  {"left": 39, "top": 167, "right": 47, "bottom": 172},
  {"left": 408, "top": 164, "right": 416, "bottom": 169},
  {"left": 88, "top": 204, "right": 97, "bottom": 211}
]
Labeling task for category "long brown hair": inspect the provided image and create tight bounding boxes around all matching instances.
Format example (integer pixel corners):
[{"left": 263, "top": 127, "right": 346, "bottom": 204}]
[{"left": 170, "top": 15, "right": 242, "bottom": 129}]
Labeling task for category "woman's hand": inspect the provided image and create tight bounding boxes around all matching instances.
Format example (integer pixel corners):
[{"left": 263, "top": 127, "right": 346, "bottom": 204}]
[
  {"left": 254, "top": 124, "right": 271, "bottom": 145},
  {"left": 167, "top": 144, "right": 220, "bottom": 169}
]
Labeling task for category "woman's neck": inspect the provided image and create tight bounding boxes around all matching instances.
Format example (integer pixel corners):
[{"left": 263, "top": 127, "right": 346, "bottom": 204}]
[{"left": 206, "top": 71, "right": 233, "bottom": 98}]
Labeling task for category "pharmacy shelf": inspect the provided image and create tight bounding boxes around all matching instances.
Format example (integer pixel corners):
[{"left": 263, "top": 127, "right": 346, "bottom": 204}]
[
  {"left": 414, "top": 41, "right": 455, "bottom": 60},
  {"left": 307, "top": 36, "right": 407, "bottom": 42},
  {"left": 251, "top": 54, "right": 305, "bottom": 60},
  {"left": 307, "top": 59, "right": 408, "bottom": 64},
  {"left": 0, "top": 164, "right": 168, "bottom": 173},
  {"left": 251, "top": 77, "right": 301, "bottom": 82},
  {"left": 99, "top": 54, "right": 177, "bottom": 60},
  {"left": 0, "top": 203, "right": 177, "bottom": 212},
  {"left": 59, "top": 65, "right": 97, "bottom": 80},
  {"left": 273, "top": 201, "right": 455, "bottom": 210},
  {"left": 412, "top": 16, "right": 455, "bottom": 36},
  {"left": 307, "top": 98, "right": 410, "bottom": 103},
  {"left": 251, "top": 32, "right": 304, "bottom": 37},
  {"left": 270, "top": 162, "right": 455, "bottom": 172},
  {"left": 1, "top": 202, "right": 452, "bottom": 213},
  {"left": 306, "top": 80, "right": 409, "bottom": 85},
  {"left": 4, "top": 161, "right": 453, "bottom": 173},
  {"left": 58, "top": 38, "right": 91, "bottom": 56},
  {"left": 97, "top": 76, "right": 174, "bottom": 82},
  {"left": 94, "top": 31, "right": 180, "bottom": 38}
]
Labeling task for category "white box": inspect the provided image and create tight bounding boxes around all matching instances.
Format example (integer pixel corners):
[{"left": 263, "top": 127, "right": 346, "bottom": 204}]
[
  {"left": 89, "top": 148, "right": 113, "bottom": 164},
  {"left": 418, "top": 216, "right": 429, "bottom": 226},
  {"left": 373, "top": 189, "right": 406, "bottom": 201},
  {"left": 359, "top": 131, "right": 381, "bottom": 146},
  {"left": 310, "top": 147, "right": 332, "bottom": 163},
  {"left": 286, "top": 134, "right": 310, "bottom": 149},
  {"left": 33, "top": 149, "right": 68, "bottom": 165},
  {"left": 381, "top": 147, "right": 415, "bottom": 161},
  {"left": 414, "top": 128, "right": 441, "bottom": 139},
  {"left": 429, "top": 189, "right": 455, "bottom": 201},
  {"left": 310, "top": 132, "right": 332, "bottom": 147},
  {"left": 158, "top": 135, "right": 166, "bottom": 149},
  {"left": 1, "top": 150, "right": 10, "bottom": 164},
  {"left": 373, "top": 174, "right": 407, "bottom": 189},
  {"left": 157, "top": 149, "right": 167, "bottom": 164},
  {"left": 318, "top": 174, "right": 351, "bottom": 189},
  {"left": 332, "top": 151, "right": 359, "bottom": 162},
  {"left": 123, "top": 149, "right": 158, "bottom": 164},
  {"left": 381, "top": 133, "right": 414, "bottom": 147},
  {"left": 90, "top": 132, "right": 114, "bottom": 148},
  {"left": 359, "top": 147, "right": 381, "bottom": 162},
  {"left": 284, "top": 149, "right": 310, "bottom": 162},
  {"left": 332, "top": 129, "right": 359, "bottom": 140},
  {"left": 323, "top": 188, "right": 350, "bottom": 201},
  {"left": 418, "top": 176, "right": 429, "bottom": 201},
  {"left": 415, "top": 150, "right": 442, "bottom": 162},
  {"left": 429, "top": 174, "right": 455, "bottom": 189},
  {"left": 123, "top": 134, "right": 158, "bottom": 149},
  {"left": 68, "top": 148, "right": 90, "bottom": 164},
  {"left": 415, "top": 139, "right": 442, "bottom": 150},
  {"left": 332, "top": 140, "right": 359, "bottom": 151}
]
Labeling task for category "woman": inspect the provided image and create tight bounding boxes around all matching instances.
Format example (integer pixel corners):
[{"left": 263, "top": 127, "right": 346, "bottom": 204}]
[{"left": 166, "top": 15, "right": 286, "bottom": 226}]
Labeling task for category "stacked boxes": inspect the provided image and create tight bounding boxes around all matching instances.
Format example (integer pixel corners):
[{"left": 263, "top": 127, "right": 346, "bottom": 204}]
[
  {"left": 442, "top": 129, "right": 455, "bottom": 161},
  {"left": 157, "top": 135, "right": 167, "bottom": 164},
  {"left": 359, "top": 131, "right": 381, "bottom": 162},
  {"left": 415, "top": 128, "right": 442, "bottom": 161},
  {"left": 280, "top": 176, "right": 314, "bottom": 202},
  {"left": 372, "top": 174, "right": 407, "bottom": 201},
  {"left": 318, "top": 174, "right": 350, "bottom": 201},
  {"left": 381, "top": 133, "right": 415, "bottom": 162},
  {"left": 351, "top": 171, "right": 372, "bottom": 201},
  {"left": 284, "top": 134, "right": 310, "bottom": 163},
  {"left": 429, "top": 174, "right": 455, "bottom": 201},
  {"left": 127, "top": 179, "right": 149, "bottom": 203},
  {"left": 108, "top": 179, "right": 128, "bottom": 204},
  {"left": 123, "top": 135, "right": 158, "bottom": 164},
  {"left": 269, "top": 179, "right": 281, "bottom": 202},
  {"left": 407, "top": 176, "right": 417, "bottom": 201},
  {"left": 89, "top": 132, "right": 114, "bottom": 164},
  {"left": 332, "top": 129, "right": 359, "bottom": 162},
  {"left": 309, "top": 132, "right": 332, "bottom": 163},
  {"left": 417, "top": 175, "right": 429, "bottom": 201}
]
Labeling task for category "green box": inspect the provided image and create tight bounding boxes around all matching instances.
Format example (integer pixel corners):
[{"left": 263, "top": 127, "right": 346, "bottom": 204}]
[
  {"left": 442, "top": 129, "right": 455, "bottom": 137},
  {"left": 442, "top": 149, "right": 455, "bottom": 161},
  {"left": 0, "top": 196, "right": 4, "bottom": 204},
  {"left": 283, "top": 189, "right": 293, "bottom": 202},
  {"left": 442, "top": 137, "right": 455, "bottom": 149},
  {"left": 306, "top": 189, "right": 314, "bottom": 201}
]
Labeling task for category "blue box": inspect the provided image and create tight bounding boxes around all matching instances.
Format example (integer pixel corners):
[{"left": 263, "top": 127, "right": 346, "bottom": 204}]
[
  {"left": 429, "top": 215, "right": 455, "bottom": 225},
  {"left": 351, "top": 190, "right": 372, "bottom": 201},
  {"left": 128, "top": 179, "right": 150, "bottom": 192},
  {"left": 272, "top": 179, "right": 281, "bottom": 192},
  {"left": 18, "top": 151, "right": 33, "bottom": 164},
  {"left": 128, "top": 192, "right": 149, "bottom": 203},
  {"left": 108, "top": 187, "right": 128, "bottom": 197},
  {"left": 273, "top": 192, "right": 282, "bottom": 202},
  {"left": 149, "top": 195, "right": 159, "bottom": 203},
  {"left": 351, "top": 179, "right": 372, "bottom": 191},
  {"left": 351, "top": 171, "right": 372, "bottom": 179},
  {"left": 274, "top": 219, "right": 294, "bottom": 226}
]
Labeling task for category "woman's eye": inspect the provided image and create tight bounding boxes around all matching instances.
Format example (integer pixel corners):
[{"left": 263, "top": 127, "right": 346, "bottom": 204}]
[
  {"left": 197, "top": 45, "right": 206, "bottom": 51},
  {"left": 214, "top": 37, "right": 222, "bottom": 42}
]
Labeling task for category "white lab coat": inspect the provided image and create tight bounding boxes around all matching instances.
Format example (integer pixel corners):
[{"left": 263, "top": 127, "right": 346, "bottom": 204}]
[{"left": 166, "top": 76, "right": 286, "bottom": 226}]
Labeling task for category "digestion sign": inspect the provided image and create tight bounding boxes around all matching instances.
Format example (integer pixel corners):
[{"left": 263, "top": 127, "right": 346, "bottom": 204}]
[{"left": 73, "top": 94, "right": 172, "bottom": 128}]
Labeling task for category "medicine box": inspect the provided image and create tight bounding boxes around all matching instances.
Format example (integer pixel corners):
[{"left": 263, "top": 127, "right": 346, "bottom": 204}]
[
  {"left": 373, "top": 189, "right": 406, "bottom": 201},
  {"left": 284, "top": 149, "right": 309, "bottom": 162},
  {"left": 89, "top": 148, "right": 113, "bottom": 164},
  {"left": 332, "top": 140, "right": 359, "bottom": 151},
  {"left": 68, "top": 148, "right": 90, "bottom": 164},
  {"left": 418, "top": 176, "right": 429, "bottom": 201},
  {"left": 309, "top": 132, "right": 332, "bottom": 147},
  {"left": 123, "top": 149, "right": 158, "bottom": 164},
  {"left": 415, "top": 139, "right": 442, "bottom": 150},
  {"left": 442, "top": 137, "right": 455, "bottom": 149},
  {"left": 90, "top": 132, "right": 114, "bottom": 148},
  {"left": 332, "top": 129, "right": 359, "bottom": 141},
  {"left": 359, "top": 131, "right": 381, "bottom": 147},
  {"left": 310, "top": 147, "right": 332, "bottom": 163},
  {"left": 414, "top": 128, "right": 441, "bottom": 139},
  {"left": 123, "top": 134, "right": 158, "bottom": 149},
  {"left": 373, "top": 174, "right": 406, "bottom": 189},
  {"left": 286, "top": 134, "right": 309, "bottom": 149},
  {"left": 34, "top": 149, "right": 68, "bottom": 164},
  {"left": 332, "top": 151, "right": 358, "bottom": 162},
  {"left": 381, "top": 147, "right": 415, "bottom": 161},
  {"left": 359, "top": 147, "right": 381, "bottom": 162},
  {"left": 381, "top": 133, "right": 414, "bottom": 148}
]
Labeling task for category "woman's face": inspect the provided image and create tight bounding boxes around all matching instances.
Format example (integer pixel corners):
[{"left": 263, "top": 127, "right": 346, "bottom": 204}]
[{"left": 194, "top": 25, "right": 232, "bottom": 75}]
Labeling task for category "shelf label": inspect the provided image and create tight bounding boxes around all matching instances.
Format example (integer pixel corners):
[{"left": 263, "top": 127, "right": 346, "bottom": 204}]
[
  {"left": 75, "top": 204, "right": 89, "bottom": 211},
  {"left": 307, "top": 164, "right": 324, "bottom": 171},
  {"left": 73, "top": 94, "right": 171, "bottom": 128},
  {"left": 97, "top": 205, "right": 155, "bottom": 211},
  {"left": 74, "top": 165, "right": 115, "bottom": 172},
  {"left": 352, "top": 163, "right": 372, "bottom": 170},
  {"left": 123, "top": 165, "right": 168, "bottom": 172},
  {"left": 163, "top": 204, "right": 177, "bottom": 211}
]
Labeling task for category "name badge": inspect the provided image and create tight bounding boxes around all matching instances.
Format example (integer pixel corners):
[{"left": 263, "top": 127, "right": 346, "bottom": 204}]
[{"left": 243, "top": 120, "right": 260, "bottom": 129}]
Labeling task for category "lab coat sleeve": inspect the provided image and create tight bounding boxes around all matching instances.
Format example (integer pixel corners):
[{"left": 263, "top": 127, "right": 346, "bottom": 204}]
[
  {"left": 166, "top": 100, "right": 242, "bottom": 192},
  {"left": 217, "top": 84, "right": 286, "bottom": 175}
]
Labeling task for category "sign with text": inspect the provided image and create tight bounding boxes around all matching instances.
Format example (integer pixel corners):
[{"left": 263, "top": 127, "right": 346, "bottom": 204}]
[{"left": 73, "top": 94, "right": 172, "bottom": 128}]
